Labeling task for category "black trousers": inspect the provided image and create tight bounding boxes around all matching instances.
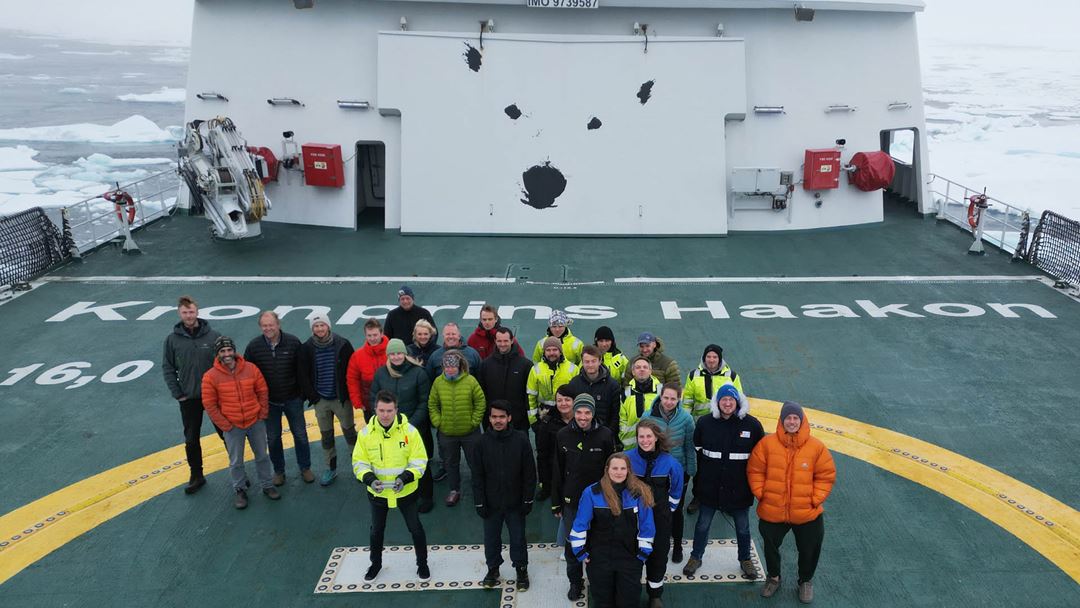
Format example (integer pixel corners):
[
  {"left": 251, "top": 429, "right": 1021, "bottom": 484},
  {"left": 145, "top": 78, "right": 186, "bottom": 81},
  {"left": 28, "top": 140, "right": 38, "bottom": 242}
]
[
  {"left": 758, "top": 515, "right": 825, "bottom": 583},
  {"left": 416, "top": 422, "right": 434, "bottom": 503},
  {"left": 535, "top": 426, "right": 555, "bottom": 491},
  {"left": 588, "top": 557, "right": 643, "bottom": 608},
  {"left": 562, "top": 504, "right": 584, "bottom": 585},
  {"left": 645, "top": 503, "right": 672, "bottom": 597},
  {"left": 671, "top": 473, "right": 689, "bottom": 554},
  {"left": 369, "top": 492, "right": 428, "bottom": 567},
  {"left": 483, "top": 508, "right": 528, "bottom": 569},
  {"left": 179, "top": 398, "right": 223, "bottom": 474}
]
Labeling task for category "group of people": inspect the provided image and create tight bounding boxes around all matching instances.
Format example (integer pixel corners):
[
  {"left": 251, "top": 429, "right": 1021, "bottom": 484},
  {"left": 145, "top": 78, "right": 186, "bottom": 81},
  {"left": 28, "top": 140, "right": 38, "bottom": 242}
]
[{"left": 162, "top": 287, "right": 837, "bottom": 607}]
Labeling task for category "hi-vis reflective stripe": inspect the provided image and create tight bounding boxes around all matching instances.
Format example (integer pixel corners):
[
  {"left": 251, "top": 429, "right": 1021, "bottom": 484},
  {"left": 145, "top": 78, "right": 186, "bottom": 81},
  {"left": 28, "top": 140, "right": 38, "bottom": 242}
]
[
  {"left": 701, "top": 448, "right": 723, "bottom": 459},
  {"left": 526, "top": 389, "right": 538, "bottom": 395},
  {"left": 353, "top": 461, "right": 373, "bottom": 475},
  {"left": 647, "top": 580, "right": 664, "bottom": 588},
  {"left": 374, "top": 467, "right": 405, "bottom": 476},
  {"left": 638, "top": 537, "right": 654, "bottom": 548},
  {"left": 668, "top": 496, "right": 680, "bottom": 506},
  {"left": 541, "top": 400, "right": 555, "bottom": 406},
  {"left": 407, "top": 459, "right": 427, "bottom": 469},
  {"left": 570, "top": 538, "right": 587, "bottom": 548},
  {"left": 569, "top": 529, "right": 587, "bottom": 539},
  {"left": 729, "top": 453, "right": 751, "bottom": 460}
]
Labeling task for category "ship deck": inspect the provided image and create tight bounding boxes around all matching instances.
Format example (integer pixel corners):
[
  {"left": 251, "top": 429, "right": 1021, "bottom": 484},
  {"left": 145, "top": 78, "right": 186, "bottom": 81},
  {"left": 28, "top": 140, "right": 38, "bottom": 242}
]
[{"left": 1, "top": 197, "right": 1078, "bottom": 607}]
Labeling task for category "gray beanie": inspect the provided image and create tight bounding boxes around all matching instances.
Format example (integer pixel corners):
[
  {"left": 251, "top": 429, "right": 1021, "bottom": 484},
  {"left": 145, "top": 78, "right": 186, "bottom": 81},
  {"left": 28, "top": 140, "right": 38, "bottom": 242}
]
[
  {"left": 573, "top": 393, "right": 596, "bottom": 414},
  {"left": 309, "top": 314, "right": 332, "bottom": 329},
  {"left": 780, "top": 401, "right": 805, "bottom": 424}
]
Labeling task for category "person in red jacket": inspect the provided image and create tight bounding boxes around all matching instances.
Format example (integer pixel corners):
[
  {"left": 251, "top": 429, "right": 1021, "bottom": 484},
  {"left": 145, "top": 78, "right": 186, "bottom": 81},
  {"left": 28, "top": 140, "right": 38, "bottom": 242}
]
[
  {"left": 467, "top": 303, "right": 524, "bottom": 360},
  {"left": 347, "top": 318, "right": 389, "bottom": 415},
  {"left": 201, "top": 336, "right": 280, "bottom": 509},
  {"left": 747, "top": 401, "right": 836, "bottom": 604}
]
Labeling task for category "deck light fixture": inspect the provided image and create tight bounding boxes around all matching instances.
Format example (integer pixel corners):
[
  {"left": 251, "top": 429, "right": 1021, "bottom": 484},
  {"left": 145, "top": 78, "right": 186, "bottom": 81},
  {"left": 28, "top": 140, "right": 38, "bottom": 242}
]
[
  {"left": 794, "top": 4, "right": 815, "bottom": 22},
  {"left": 336, "top": 100, "right": 371, "bottom": 109},
  {"left": 400, "top": 16, "right": 407, "bottom": 31},
  {"left": 486, "top": 19, "right": 495, "bottom": 33},
  {"left": 717, "top": 23, "right": 725, "bottom": 37},
  {"left": 633, "top": 22, "right": 642, "bottom": 35},
  {"left": 825, "top": 104, "right": 857, "bottom": 113},
  {"left": 754, "top": 106, "right": 785, "bottom": 114},
  {"left": 888, "top": 102, "right": 912, "bottom": 110},
  {"left": 267, "top": 98, "right": 305, "bottom": 107},
  {"left": 196, "top": 92, "right": 228, "bottom": 102}
]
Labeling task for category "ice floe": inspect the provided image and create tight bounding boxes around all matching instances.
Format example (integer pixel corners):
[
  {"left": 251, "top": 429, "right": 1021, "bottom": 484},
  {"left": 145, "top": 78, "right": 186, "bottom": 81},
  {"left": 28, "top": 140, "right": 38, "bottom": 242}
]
[
  {"left": 0, "top": 115, "right": 179, "bottom": 144},
  {"left": 117, "top": 87, "right": 185, "bottom": 103}
]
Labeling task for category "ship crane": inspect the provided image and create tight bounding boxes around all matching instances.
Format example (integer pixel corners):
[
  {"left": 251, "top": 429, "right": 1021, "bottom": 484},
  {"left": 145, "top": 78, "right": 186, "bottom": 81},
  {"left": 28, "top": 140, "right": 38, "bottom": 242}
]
[{"left": 177, "top": 117, "right": 271, "bottom": 240}]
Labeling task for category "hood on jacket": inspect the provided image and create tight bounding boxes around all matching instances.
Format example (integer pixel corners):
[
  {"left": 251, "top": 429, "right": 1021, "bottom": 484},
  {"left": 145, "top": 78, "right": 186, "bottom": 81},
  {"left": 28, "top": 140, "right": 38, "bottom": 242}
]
[
  {"left": 577, "top": 360, "right": 612, "bottom": 384},
  {"left": 699, "top": 343, "right": 728, "bottom": 372},
  {"left": 647, "top": 393, "right": 686, "bottom": 419},
  {"left": 368, "top": 412, "right": 413, "bottom": 433},
  {"left": 775, "top": 405, "right": 811, "bottom": 447},
  {"left": 361, "top": 335, "right": 389, "bottom": 356},
  {"left": 709, "top": 381, "right": 750, "bottom": 419},
  {"left": 173, "top": 318, "right": 210, "bottom": 338}
]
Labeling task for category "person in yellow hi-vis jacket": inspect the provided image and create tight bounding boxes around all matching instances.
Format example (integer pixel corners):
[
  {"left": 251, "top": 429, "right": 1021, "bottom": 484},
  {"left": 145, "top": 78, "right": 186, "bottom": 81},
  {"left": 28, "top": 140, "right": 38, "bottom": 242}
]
[
  {"left": 526, "top": 337, "right": 579, "bottom": 426},
  {"left": 353, "top": 389, "right": 430, "bottom": 583}
]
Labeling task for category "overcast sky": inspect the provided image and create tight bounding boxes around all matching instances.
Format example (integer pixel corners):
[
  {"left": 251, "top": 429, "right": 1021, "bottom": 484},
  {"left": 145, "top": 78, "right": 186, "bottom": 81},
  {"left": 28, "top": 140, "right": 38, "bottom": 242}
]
[{"left": 0, "top": 0, "right": 1077, "bottom": 49}]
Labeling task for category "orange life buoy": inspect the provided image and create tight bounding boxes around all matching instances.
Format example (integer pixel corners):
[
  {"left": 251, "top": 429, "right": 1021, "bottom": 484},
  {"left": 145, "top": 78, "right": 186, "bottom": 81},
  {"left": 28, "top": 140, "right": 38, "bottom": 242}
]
[
  {"left": 967, "top": 194, "right": 987, "bottom": 229},
  {"left": 105, "top": 190, "right": 137, "bottom": 224}
]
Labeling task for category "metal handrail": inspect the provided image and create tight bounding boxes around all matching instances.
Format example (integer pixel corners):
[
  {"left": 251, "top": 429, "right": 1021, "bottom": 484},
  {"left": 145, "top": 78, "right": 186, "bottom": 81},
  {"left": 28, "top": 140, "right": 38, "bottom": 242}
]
[
  {"left": 63, "top": 168, "right": 180, "bottom": 253},
  {"left": 927, "top": 173, "right": 1032, "bottom": 253}
]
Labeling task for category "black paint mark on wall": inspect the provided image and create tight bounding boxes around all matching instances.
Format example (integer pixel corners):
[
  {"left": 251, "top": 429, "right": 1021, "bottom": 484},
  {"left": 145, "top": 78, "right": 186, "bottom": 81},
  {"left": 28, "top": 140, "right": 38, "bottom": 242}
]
[
  {"left": 520, "top": 162, "right": 567, "bottom": 210},
  {"left": 463, "top": 43, "right": 482, "bottom": 72},
  {"left": 587, "top": 117, "right": 602, "bottom": 130},
  {"left": 504, "top": 104, "right": 523, "bottom": 120},
  {"left": 637, "top": 80, "right": 655, "bottom": 105}
]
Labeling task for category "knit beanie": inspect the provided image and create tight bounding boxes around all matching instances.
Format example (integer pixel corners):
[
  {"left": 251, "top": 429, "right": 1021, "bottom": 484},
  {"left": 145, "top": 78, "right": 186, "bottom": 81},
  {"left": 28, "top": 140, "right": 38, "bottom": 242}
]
[
  {"left": 386, "top": 338, "right": 407, "bottom": 355},
  {"left": 214, "top": 335, "right": 235, "bottom": 353},
  {"left": 398, "top": 285, "right": 415, "bottom": 298},
  {"left": 309, "top": 314, "right": 332, "bottom": 329},
  {"left": 702, "top": 344, "right": 723, "bottom": 363},
  {"left": 780, "top": 401, "right": 805, "bottom": 423},
  {"left": 548, "top": 309, "right": 570, "bottom": 327},
  {"left": 717, "top": 383, "right": 741, "bottom": 402},
  {"left": 543, "top": 336, "right": 562, "bottom": 352},
  {"left": 573, "top": 393, "right": 596, "bottom": 414},
  {"left": 594, "top": 326, "right": 615, "bottom": 342}
]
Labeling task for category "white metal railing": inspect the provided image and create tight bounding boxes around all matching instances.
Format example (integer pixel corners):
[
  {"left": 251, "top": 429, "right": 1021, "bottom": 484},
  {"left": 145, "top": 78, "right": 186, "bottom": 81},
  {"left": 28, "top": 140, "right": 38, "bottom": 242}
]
[
  {"left": 63, "top": 168, "right": 180, "bottom": 253},
  {"left": 928, "top": 173, "right": 1031, "bottom": 254}
]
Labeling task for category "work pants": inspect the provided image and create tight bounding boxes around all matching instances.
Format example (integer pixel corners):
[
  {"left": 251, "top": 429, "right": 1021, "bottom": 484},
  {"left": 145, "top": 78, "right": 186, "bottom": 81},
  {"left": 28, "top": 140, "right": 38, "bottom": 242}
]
[
  {"left": 758, "top": 515, "right": 825, "bottom": 583},
  {"left": 369, "top": 492, "right": 428, "bottom": 567},
  {"left": 483, "top": 508, "right": 528, "bottom": 569},
  {"left": 179, "top": 397, "right": 223, "bottom": 474}
]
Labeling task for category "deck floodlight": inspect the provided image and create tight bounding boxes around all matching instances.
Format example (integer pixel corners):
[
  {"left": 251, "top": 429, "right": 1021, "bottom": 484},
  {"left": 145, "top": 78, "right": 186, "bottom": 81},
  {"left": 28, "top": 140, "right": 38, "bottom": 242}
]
[
  {"left": 794, "top": 4, "right": 815, "bottom": 22},
  {"left": 487, "top": 19, "right": 495, "bottom": 33},
  {"left": 717, "top": 23, "right": 725, "bottom": 37},
  {"left": 825, "top": 104, "right": 857, "bottom": 113},
  {"left": 754, "top": 106, "right": 785, "bottom": 114},
  {"left": 336, "top": 100, "right": 371, "bottom": 109},
  {"left": 888, "top": 102, "right": 912, "bottom": 110},
  {"left": 267, "top": 98, "right": 305, "bottom": 107},
  {"left": 400, "top": 16, "right": 408, "bottom": 31},
  {"left": 196, "top": 92, "right": 228, "bottom": 102},
  {"left": 633, "top": 22, "right": 642, "bottom": 35}
]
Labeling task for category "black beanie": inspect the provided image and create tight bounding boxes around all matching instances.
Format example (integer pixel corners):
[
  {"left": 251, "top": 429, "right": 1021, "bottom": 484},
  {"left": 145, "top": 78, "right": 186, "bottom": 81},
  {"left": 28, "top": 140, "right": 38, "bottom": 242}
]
[
  {"left": 701, "top": 344, "right": 723, "bottom": 363},
  {"left": 214, "top": 335, "right": 236, "bottom": 353},
  {"left": 594, "top": 326, "right": 615, "bottom": 343}
]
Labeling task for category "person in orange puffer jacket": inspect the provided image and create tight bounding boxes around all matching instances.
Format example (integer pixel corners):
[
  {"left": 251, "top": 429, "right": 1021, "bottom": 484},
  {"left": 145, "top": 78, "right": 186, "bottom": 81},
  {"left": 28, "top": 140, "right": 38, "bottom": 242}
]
[
  {"left": 347, "top": 318, "right": 389, "bottom": 415},
  {"left": 201, "top": 336, "right": 278, "bottom": 509},
  {"left": 747, "top": 401, "right": 835, "bottom": 605}
]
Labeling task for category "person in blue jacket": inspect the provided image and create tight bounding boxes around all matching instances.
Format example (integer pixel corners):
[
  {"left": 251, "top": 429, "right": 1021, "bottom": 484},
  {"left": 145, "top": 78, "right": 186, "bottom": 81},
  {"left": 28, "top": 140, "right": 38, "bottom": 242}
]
[
  {"left": 627, "top": 419, "right": 684, "bottom": 608},
  {"left": 641, "top": 382, "right": 697, "bottom": 564},
  {"left": 570, "top": 452, "right": 656, "bottom": 608}
]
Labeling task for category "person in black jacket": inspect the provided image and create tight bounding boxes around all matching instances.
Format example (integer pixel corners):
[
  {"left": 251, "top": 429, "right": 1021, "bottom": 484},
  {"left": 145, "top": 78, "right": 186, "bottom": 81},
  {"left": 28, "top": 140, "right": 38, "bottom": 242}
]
[
  {"left": 477, "top": 327, "right": 532, "bottom": 431},
  {"left": 384, "top": 285, "right": 436, "bottom": 346},
  {"left": 565, "top": 345, "right": 622, "bottom": 434},
  {"left": 553, "top": 394, "right": 617, "bottom": 601},
  {"left": 297, "top": 315, "right": 358, "bottom": 486},
  {"left": 473, "top": 400, "right": 537, "bottom": 592},
  {"left": 683, "top": 383, "right": 764, "bottom": 579},
  {"left": 244, "top": 311, "right": 311, "bottom": 486}
]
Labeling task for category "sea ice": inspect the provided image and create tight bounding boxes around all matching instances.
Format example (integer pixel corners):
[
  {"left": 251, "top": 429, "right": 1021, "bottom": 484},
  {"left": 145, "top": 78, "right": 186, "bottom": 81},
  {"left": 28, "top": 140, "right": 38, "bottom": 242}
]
[
  {"left": 0, "top": 53, "right": 32, "bottom": 60},
  {"left": 117, "top": 87, "right": 185, "bottom": 103},
  {"left": 0, "top": 115, "right": 179, "bottom": 144},
  {"left": 59, "top": 87, "right": 91, "bottom": 94},
  {"left": 0, "top": 146, "right": 46, "bottom": 171}
]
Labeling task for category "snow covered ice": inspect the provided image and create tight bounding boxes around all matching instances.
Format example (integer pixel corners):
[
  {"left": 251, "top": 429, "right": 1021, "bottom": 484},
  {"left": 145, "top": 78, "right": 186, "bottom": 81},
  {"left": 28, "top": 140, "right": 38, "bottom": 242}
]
[
  {"left": 117, "top": 87, "right": 185, "bottom": 103},
  {"left": 0, "top": 115, "right": 179, "bottom": 144}
]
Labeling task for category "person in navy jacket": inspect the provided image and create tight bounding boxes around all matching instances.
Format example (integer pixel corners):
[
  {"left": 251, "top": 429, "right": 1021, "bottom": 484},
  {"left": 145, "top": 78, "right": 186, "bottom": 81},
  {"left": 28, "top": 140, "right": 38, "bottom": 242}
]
[
  {"left": 627, "top": 419, "right": 684, "bottom": 607},
  {"left": 570, "top": 453, "right": 656, "bottom": 608}
]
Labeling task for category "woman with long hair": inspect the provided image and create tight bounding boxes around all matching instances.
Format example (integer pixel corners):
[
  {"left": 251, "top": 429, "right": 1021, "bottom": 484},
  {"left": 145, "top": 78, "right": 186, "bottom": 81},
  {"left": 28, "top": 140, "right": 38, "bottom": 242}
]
[
  {"left": 628, "top": 419, "right": 685, "bottom": 608},
  {"left": 569, "top": 453, "right": 656, "bottom": 608},
  {"left": 407, "top": 319, "right": 439, "bottom": 367}
]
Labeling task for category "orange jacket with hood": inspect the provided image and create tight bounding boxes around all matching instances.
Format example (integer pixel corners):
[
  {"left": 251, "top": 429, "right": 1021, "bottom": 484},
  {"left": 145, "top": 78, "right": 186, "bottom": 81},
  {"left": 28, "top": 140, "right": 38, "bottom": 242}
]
[
  {"left": 747, "top": 411, "right": 836, "bottom": 524},
  {"left": 201, "top": 355, "right": 269, "bottom": 432}
]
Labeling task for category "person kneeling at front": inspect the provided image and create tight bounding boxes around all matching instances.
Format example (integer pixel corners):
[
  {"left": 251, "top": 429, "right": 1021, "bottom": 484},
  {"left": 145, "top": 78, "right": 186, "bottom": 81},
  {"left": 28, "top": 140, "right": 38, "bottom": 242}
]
[
  {"left": 353, "top": 390, "right": 430, "bottom": 583},
  {"left": 570, "top": 453, "right": 656, "bottom": 608}
]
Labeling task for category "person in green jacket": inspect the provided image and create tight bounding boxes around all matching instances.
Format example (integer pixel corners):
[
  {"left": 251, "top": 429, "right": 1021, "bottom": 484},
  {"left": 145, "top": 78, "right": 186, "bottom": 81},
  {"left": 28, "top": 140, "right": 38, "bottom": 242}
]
[
  {"left": 642, "top": 382, "right": 698, "bottom": 564},
  {"left": 428, "top": 350, "right": 485, "bottom": 507},
  {"left": 619, "top": 356, "right": 662, "bottom": 449},
  {"left": 532, "top": 309, "right": 584, "bottom": 364},
  {"left": 594, "top": 326, "right": 630, "bottom": 387},
  {"left": 370, "top": 338, "right": 434, "bottom": 512},
  {"left": 624, "top": 333, "right": 681, "bottom": 389},
  {"left": 526, "top": 336, "right": 579, "bottom": 426}
]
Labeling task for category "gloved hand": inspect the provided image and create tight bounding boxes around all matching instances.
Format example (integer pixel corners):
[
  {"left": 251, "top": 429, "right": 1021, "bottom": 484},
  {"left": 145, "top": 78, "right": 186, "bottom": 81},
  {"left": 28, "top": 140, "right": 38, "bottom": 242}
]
[
  {"left": 370, "top": 479, "right": 386, "bottom": 493},
  {"left": 521, "top": 501, "right": 533, "bottom": 515},
  {"left": 392, "top": 477, "right": 405, "bottom": 492},
  {"left": 476, "top": 505, "right": 490, "bottom": 519}
]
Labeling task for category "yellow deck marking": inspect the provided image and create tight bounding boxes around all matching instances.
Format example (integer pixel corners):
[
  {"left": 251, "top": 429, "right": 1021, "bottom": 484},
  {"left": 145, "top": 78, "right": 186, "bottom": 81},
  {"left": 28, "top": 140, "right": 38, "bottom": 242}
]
[{"left": 1, "top": 401, "right": 1078, "bottom": 586}]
